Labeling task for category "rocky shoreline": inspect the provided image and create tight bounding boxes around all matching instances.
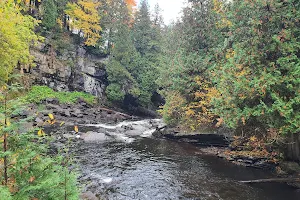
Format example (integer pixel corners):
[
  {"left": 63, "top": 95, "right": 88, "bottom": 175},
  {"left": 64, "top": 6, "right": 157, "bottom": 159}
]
[
  {"left": 153, "top": 126, "right": 300, "bottom": 189},
  {"left": 19, "top": 100, "right": 300, "bottom": 196}
]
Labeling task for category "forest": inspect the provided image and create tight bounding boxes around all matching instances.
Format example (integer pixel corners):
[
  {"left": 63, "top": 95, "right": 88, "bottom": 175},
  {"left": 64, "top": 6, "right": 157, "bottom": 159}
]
[{"left": 0, "top": 0, "right": 299, "bottom": 199}]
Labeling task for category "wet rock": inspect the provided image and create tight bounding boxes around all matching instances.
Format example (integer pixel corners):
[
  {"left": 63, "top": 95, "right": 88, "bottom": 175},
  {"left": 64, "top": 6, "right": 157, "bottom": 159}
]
[
  {"left": 81, "top": 132, "right": 110, "bottom": 142},
  {"left": 63, "top": 133, "right": 76, "bottom": 139},
  {"left": 34, "top": 117, "right": 44, "bottom": 126},
  {"left": 63, "top": 109, "right": 71, "bottom": 117},
  {"left": 253, "top": 160, "right": 277, "bottom": 170},
  {"left": 80, "top": 191, "right": 98, "bottom": 200},
  {"left": 45, "top": 98, "right": 59, "bottom": 104},
  {"left": 46, "top": 104, "right": 61, "bottom": 110}
]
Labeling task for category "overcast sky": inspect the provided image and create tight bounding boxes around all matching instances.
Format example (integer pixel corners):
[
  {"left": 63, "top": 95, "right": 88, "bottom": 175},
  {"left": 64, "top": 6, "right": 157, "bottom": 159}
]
[{"left": 137, "top": 0, "right": 186, "bottom": 24}]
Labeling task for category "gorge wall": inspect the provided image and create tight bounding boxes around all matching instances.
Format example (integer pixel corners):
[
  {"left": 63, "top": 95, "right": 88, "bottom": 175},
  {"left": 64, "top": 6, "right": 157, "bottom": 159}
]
[{"left": 29, "top": 41, "right": 108, "bottom": 100}]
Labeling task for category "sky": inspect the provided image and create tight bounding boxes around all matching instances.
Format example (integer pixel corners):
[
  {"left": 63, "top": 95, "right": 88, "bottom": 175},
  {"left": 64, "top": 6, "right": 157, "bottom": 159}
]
[{"left": 137, "top": 0, "right": 186, "bottom": 24}]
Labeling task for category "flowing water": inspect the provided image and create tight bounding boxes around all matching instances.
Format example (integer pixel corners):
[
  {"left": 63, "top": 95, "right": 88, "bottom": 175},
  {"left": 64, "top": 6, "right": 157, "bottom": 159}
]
[{"left": 72, "top": 119, "right": 300, "bottom": 200}]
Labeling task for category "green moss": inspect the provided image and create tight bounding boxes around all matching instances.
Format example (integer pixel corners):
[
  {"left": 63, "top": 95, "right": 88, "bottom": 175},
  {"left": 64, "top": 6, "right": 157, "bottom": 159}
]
[{"left": 24, "top": 85, "right": 96, "bottom": 105}]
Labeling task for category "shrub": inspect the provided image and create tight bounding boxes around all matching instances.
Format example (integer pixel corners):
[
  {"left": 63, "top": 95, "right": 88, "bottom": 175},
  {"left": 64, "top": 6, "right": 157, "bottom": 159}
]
[{"left": 0, "top": 85, "right": 79, "bottom": 200}]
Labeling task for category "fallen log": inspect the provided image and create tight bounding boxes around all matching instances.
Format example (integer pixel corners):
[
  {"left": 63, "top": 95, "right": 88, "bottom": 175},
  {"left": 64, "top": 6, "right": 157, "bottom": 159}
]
[{"left": 240, "top": 178, "right": 300, "bottom": 184}]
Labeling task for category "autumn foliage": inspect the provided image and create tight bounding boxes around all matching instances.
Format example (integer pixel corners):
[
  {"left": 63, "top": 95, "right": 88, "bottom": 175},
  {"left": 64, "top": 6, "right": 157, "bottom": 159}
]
[
  {"left": 158, "top": 0, "right": 300, "bottom": 137},
  {"left": 125, "top": 0, "right": 137, "bottom": 11},
  {"left": 65, "top": 0, "right": 102, "bottom": 46}
]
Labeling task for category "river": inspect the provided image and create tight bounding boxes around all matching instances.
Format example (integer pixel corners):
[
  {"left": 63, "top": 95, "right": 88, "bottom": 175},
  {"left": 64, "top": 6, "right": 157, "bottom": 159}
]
[{"left": 71, "top": 119, "right": 300, "bottom": 200}]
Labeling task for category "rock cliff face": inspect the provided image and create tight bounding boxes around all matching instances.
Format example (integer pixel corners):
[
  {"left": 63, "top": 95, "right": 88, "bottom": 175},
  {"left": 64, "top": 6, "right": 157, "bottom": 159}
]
[{"left": 30, "top": 42, "right": 108, "bottom": 99}]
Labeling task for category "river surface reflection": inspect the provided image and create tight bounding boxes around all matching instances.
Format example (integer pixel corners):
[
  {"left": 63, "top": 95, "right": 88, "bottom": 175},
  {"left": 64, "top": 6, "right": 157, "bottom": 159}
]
[{"left": 73, "top": 122, "right": 300, "bottom": 200}]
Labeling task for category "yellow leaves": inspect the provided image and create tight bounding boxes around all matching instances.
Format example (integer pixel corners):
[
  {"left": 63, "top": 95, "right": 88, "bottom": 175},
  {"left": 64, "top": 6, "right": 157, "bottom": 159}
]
[
  {"left": 65, "top": 0, "right": 101, "bottom": 46},
  {"left": 37, "top": 129, "right": 45, "bottom": 137},
  {"left": 194, "top": 91, "right": 204, "bottom": 99},
  {"left": 1, "top": 85, "right": 7, "bottom": 91},
  {"left": 74, "top": 126, "right": 79, "bottom": 133},
  {"left": 168, "top": 76, "right": 222, "bottom": 130},
  {"left": 213, "top": 0, "right": 232, "bottom": 28},
  {"left": 249, "top": 136, "right": 257, "bottom": 142},
  {"left": 47, "top": 113, "right": 56, "bottom": 125},
  {"left": 5, "top": 118, "right": 11, "bottom": 127},
  {"left": 125, "top": 0, "right": 137, "bottom": 14},
  {"left": 56, "top": 18, "right": 63, "bottom": 29},
  {"left": 225, "top": 49, "right": 235, "bottom": 59},
  {"left": 185, "top": 109, "right": 195, "bottom": 117},
  {"left": 0, "top": 0, "right": 39, "bottom": 81},
  {"left": 60, "top": 121, "right": 65, "bottom": 127},
  {"left": 236, "top": 68, "right": 248, "bottom": 77},
  {"left": 212, "top": 0, "right": 222, "bottom": 13},
  {"left": 48, "top": 113, "right": 54, "bottom": 120},
  {"left": 46, "top": 119, "right": 55, "bottom": 125}
]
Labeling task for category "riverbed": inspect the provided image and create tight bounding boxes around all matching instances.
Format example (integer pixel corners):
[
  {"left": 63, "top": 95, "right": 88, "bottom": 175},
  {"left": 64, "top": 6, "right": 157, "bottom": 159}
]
[{"left": 71, "top": 120, "right": 300, "bottom": 200}]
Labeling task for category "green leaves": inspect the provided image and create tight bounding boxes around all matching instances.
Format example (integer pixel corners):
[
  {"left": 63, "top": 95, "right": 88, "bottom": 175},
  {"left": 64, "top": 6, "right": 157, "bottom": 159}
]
[
  {"left": 42, "top": 0, "right": 58, "bottom": 30},
  {"left": 0, "top": 0, "right": 39, "bottom": 84},
  {"left": 105, "top": 1, "right": 162, "bottom": 106},
  {"left": 211, "top": 0, "right": 300, "bottom": 134},
  {"left": 157, "top": 0, "right": 300, "bottom": 134},
  {"left": 0, "top": 84, "right": 79, "bottom": 199}
]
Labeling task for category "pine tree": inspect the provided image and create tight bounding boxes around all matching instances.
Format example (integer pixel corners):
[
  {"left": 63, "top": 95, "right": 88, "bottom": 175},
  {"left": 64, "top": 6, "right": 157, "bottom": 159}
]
[
  {"left": 106, "top": 2, "right": 140, "bottom": 102},
  {"left": 42, "top": 0, "right": 58, "bottom": 30},
  {"left": 132, "top": 0, "right": 162, "bottom": 105},
  {"left": 133, "top": 0, "right": 152, "bottom": 56}
]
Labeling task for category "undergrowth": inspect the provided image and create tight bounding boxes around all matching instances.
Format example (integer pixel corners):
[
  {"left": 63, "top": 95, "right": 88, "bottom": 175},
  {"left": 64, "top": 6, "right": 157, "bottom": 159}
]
[{"left": 24, "top": 85, "right": 96, "bottom": 105}]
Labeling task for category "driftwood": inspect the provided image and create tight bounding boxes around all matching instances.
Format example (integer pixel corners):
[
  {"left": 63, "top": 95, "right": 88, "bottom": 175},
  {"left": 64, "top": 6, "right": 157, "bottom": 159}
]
[{"left": 240, "top": 178, "right": 300, "bottom": 184}]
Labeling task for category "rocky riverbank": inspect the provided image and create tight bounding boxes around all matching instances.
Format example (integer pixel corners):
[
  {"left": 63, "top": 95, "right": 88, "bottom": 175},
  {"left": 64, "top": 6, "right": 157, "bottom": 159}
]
[
  {"left": 19, "top": 99, "right": 300, "bottom": 195},
  {"left": 153, "top": 126, "right": 300, "bottom": 188}
]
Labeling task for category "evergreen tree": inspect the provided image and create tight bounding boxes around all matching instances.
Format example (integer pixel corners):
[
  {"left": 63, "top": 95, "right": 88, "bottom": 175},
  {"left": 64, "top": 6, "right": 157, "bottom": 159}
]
[
  {"left": 132, "top": 0, "right": 162, "bottom": 105},
  {"left": 157, "top": 0, "right": 223, "bottom": 129},
  {"left": 42, "top": 0, "right": 58, "bottom": 30},
  {"left": 133, "top": 0, "right": 152, "bottom": 56},
  {"left": 106, "top": 1, "right": 140, "bottom": 102},
  {"left": 212, "top": 0, "right": 300, "bottom": 134}
]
